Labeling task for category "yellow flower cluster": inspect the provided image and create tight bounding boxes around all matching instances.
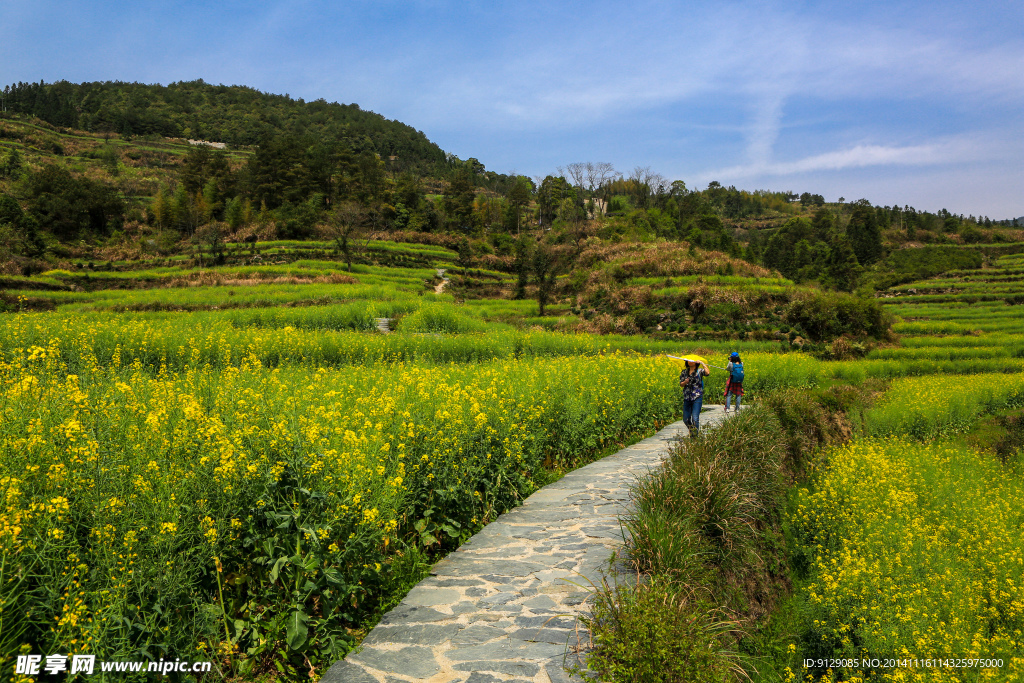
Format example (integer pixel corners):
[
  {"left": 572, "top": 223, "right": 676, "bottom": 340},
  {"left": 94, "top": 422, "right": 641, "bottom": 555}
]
[
  {"left": 794, "top": 438, "right": 1024, "bottom": 681},
  {"left": 0, "top": 336, "right": 681, "bottom": 660}
]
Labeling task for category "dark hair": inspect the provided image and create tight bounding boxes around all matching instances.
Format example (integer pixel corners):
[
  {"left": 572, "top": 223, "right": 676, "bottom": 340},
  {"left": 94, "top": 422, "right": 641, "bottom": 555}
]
[{"left": 731, "top": 354, "right": 742, "bottom": 364}]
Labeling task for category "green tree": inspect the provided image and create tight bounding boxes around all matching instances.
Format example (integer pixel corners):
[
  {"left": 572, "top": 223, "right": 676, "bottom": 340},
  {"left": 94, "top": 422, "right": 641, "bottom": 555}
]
[
  {"left": 173, "top": 184, "right": 201, "bottom": 235},
  {"left": 762, "top": 217, "right": 824, "bottom": 279},
  {"left": 150, "top": 185, "right": 175, "bottom": 229},
  {"left": 319, "top": 201, "right": 366, "bottom": 272},
  {"left": 442, "top": 165, "right": 476, "bottom": 232},
  {"left": 1, "top": 147, "right": 23, "bottom": 178},
  {"left": 394, "top": 172, "right": 424, "bottom": 211},
  {"left": 457, "top": 237, "right": 473, "bottom": 267},
  {"left": 513, "top": 236, "right": 532, "bottom": 300},
  {"left": 824, "top": 237, "right": 860, "bottom": 292},
  {"left": 23, "top": 164, "right": 124, "bottom": 240},
  {"left": 846, "top": 200, "right": 882, "bottom": 265},
  {"left": 811, "top": 206, "right": 836, "bottom": 235},
  {"left": 246, "top": 135, "right": 310, "bottom": 209},
  {"left": 194, "top": 190, "right": 213, "bottom": 227},
  {"left": 744, "top": 226, "right": 762, "bottom": 263},
  {"left": 531, "top": 239, "right": 564, "bottom": 316},
  {"left": 536, "top": 175, "right": 572, "bottom": 226},
  {"left": 224, "top": 196, "right": 244, "bottom": 231},
  {"left": 202, "top": 179, "right": 221, "bottom": 223},
  {"left": 943, "top": 213, "right": 961, "bottom": 234},
  {"left": 0, "top": 194, "right": 24, "bottom": 227},
  {"left": 100, "top": 144, "right": 120, "bottom": 177},
  {"left": 181, "top": 144, "right": 213, "bottom": 194},
  {"left": 352, "top": 152, "right": 389, "bottom": 207},
  {"left": 0, "top": 193, "right": 44, "bottom": 257},
  {"left": 506, "top": 176, "right": 532, "bottom": 236},
  {"left": 193, "top": 221, "right": 226, "bottom": 265},
  {"left": 306, "top": 141, "right": 348, "bottom": 203},
  {"left": 558, "top": 196, "right": 589, "bottom": 253}
]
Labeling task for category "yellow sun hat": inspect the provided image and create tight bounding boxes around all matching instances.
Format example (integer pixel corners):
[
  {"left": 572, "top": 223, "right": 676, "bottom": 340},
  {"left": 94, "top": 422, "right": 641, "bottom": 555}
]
[{"left": 666, "top": 354, "right": 708, "bottom": 369}]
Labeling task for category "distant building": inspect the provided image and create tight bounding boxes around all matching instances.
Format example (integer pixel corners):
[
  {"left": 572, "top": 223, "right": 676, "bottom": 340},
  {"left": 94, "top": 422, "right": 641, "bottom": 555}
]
[{"left": 188, "top": 139, "right": 227, "bottom": 150}]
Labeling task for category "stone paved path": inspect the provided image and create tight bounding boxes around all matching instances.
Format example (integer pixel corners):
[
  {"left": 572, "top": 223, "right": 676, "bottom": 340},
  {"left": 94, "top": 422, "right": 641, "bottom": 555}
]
[
  {"left": 322, "top": 405, "right": 740, "bottom": 683},
  {"left": 434, "top": 269, "right": 450, "bottom": 295}
]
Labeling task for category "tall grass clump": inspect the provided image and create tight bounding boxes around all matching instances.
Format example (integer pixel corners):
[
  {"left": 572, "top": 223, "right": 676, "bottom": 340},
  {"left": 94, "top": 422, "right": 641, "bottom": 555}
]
[
  {"left": 581, "top": 388, "right": 857, "bottom": 682},
  {"left": 790, "top": 438, "right": 1024, "bottom": 680},
  {"left": 584, "top": 576, "right": 745, "bottom": 683}
]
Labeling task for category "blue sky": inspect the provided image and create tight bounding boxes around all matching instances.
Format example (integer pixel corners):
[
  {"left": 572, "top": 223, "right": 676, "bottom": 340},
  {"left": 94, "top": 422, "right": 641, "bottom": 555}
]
[{"left": 2, "top": 0, "right": 1022, "bottom": 217}]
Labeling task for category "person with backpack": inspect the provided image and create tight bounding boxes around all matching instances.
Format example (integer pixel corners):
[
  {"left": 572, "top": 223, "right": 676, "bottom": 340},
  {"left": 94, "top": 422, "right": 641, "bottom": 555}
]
[
  {"left": 679, "top": 358, "right": 710, "bottom": 438},
  {"left": 724, "top": 352, "right": 744, "bottom": 413}
]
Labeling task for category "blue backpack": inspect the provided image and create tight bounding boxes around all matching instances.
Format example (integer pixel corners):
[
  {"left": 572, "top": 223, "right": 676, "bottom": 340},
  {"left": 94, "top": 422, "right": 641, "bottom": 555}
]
[{"left": 730, "top": 362, "right": 744, "bottom": 383}]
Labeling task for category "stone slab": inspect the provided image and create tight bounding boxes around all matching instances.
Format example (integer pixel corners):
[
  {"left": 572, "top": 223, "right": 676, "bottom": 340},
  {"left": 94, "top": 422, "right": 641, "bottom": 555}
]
[{"left": 347, "top": 646, "right": 440, "bottom": 679}]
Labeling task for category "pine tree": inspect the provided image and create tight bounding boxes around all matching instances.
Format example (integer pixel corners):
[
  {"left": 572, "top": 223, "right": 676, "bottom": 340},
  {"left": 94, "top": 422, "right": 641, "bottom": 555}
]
[
  {"left": 150, "top": 185, "right": 172, "bottom": 229},
  {"left": 1, "top": 147, "right": 23, "bottom": 178},
  {"left": 846, "top": 200, "right": 882, "bottom": 265},
  {"left": 225, "top": 197, "right": 244, "bottom": 231}
]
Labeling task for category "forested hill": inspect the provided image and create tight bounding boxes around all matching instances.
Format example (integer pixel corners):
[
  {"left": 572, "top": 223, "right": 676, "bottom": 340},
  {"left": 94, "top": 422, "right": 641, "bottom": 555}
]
[{"left": 1, "top": 80, "right": 447, "bottom": 172}]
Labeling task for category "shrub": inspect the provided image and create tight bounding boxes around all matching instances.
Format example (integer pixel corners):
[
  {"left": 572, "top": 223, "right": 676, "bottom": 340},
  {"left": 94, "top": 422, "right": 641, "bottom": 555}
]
[
  {"left": 581, "top": 577, "right": 743, "bottom": 683},
  {"left": 631, "top": 306, "right": 661, "bottom": 331},
  {"left": 394, "top": 303, "right": 487, "bottom": 334},
  {"left": 785, "top": 290, "right": 893, "bottom": 342}
]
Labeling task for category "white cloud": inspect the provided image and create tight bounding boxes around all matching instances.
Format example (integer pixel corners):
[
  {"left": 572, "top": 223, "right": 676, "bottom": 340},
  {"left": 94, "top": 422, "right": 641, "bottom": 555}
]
[{"left": 701, "top": 135, "right": 996, "bottom": 181}]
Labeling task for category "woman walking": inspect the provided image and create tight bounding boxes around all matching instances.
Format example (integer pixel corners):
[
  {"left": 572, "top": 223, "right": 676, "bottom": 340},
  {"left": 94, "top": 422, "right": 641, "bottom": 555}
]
[
  {"left": 724, "top": 351, "right": 744, "bottom": 414},
  {"left": 679, "top": 359, "right": 710, "bottom": 438}
]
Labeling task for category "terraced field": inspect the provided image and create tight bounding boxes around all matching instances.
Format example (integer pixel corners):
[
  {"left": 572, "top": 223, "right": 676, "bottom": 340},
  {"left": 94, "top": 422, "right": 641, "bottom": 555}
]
[{"left": 577, "top": 245, "right": 1024, "bottom": 683}]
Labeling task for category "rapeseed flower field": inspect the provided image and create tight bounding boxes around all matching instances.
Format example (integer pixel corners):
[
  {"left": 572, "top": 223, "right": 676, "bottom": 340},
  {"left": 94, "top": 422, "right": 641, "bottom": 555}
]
[
  {"left": 0, "top": 332, "right": 683, "bottom": 676},
  {"left": 3, "top": 243, "right": 1023, "bottom": 681},
  {"left": 864, "top": 373, "right": 1024, "bottom": 439},
  {"left": 777, "top": 255, "right": 1024, "bottom": 682},
  {"left": 793, "top": 439, "right": 1024, "bottom": 681}
]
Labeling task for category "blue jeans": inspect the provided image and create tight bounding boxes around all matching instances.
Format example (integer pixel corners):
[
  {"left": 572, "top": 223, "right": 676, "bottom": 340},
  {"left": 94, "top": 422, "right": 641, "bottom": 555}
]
[
  {"left": 683, "top": 395, "right": 703, "bottom": 437},
  {"left": 726, "top": 392, "right": 742, "bottom": 411}
]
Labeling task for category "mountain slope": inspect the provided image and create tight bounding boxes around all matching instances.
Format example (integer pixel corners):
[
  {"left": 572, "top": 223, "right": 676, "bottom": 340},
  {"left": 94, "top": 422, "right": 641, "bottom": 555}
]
[{"left": 2, "top": 80, "right": 447, "bottom": 172}]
